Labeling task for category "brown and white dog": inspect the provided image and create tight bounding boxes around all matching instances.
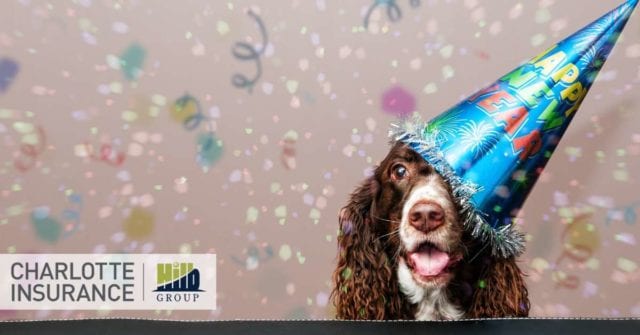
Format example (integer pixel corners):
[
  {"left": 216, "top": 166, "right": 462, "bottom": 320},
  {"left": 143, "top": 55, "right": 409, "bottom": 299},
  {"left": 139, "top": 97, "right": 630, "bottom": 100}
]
[{"left": 331, "top": 141, "right": 529, "bottom": 320}]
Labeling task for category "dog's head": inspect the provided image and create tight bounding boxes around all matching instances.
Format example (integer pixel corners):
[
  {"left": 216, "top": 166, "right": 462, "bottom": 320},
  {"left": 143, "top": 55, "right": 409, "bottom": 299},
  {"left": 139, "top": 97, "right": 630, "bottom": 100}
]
[
  {"left": 332, "top": 141, "right": 529, "bottom": 320},
  {"left": 370, "top": 141, "right": 464, "bottom": 290}
]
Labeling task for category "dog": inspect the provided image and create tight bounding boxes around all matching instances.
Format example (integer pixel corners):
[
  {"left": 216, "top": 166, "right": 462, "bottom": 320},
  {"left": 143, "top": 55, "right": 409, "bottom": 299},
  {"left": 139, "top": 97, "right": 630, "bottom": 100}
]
[{"left": 331, "top": 141, "right": 529, "bottom": 320}]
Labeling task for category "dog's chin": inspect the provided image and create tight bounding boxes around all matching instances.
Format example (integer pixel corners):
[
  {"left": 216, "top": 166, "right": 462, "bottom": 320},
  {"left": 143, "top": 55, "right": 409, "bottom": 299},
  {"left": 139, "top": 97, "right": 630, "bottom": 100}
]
[{"left": 403, "top": 242, "right": 460, "bottom": 288}]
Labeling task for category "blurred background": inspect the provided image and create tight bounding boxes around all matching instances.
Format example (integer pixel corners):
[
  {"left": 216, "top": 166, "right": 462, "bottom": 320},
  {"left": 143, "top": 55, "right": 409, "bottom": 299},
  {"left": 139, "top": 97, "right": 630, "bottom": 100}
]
[{"left": 0, "top": 0, "right": 639, "bottom": 320}]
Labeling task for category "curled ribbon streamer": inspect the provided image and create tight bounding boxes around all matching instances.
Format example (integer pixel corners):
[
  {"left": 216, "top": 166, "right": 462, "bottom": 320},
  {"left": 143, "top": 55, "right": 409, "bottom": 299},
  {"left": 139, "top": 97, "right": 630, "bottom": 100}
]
[
  {"left": 231, "top": 10, "right": 268, "bottom": 93},
  {"left": 184, "top": 110, "right": 207, "bottom": 131},
  {"left": 174, "top": 93, "right": 215, "bottom": 132},
  {"left": 14, "top": 126, "right": 47, "bottom": 172},
  {"left": 178, "top": 94, "right": 208, "bottom": 131},
  {"left": 363, "top": 0, "right": 421, "bottom": 29}
]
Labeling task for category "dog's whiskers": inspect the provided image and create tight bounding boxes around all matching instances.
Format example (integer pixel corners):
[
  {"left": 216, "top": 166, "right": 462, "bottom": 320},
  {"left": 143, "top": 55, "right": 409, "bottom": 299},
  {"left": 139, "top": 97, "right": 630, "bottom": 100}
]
[
  {"left": 375, "top": 228, "right": 400, "bottom": 242},
  {"left": 372, "top": 215, "right": 401, "bottom": 224}
]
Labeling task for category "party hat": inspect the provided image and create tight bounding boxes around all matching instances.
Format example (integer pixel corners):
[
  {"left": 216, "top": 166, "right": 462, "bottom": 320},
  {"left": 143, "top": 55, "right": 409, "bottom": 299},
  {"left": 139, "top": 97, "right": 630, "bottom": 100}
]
[{"left": 391, "top": 0, "right": 638, "bottom": 257}]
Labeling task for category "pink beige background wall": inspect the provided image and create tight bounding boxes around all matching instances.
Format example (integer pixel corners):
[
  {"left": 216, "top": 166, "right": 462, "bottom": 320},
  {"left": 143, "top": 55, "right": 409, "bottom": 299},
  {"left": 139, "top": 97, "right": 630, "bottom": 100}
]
[{"left": 1, "top": 0, "right": 639, "bottom": 320}]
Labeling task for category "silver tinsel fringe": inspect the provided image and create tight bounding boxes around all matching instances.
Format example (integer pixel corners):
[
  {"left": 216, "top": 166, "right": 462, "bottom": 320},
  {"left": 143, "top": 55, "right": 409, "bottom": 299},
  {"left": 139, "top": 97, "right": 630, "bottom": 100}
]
[{"left": 389, "top": 116, "right": 525, "bottom": 258}]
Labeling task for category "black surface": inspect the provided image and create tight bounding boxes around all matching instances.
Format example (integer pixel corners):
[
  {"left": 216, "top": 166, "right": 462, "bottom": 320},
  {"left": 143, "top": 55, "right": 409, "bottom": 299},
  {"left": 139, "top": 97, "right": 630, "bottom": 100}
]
[{"left": 1, "top": 318, "right": 639, "bottom": 335}]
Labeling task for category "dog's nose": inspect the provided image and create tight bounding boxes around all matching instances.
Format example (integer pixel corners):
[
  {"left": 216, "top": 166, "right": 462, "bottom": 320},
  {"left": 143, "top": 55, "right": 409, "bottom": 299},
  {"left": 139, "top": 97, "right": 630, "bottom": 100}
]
[{"left": 408, "top": 202, "right": 445, "bottom": 232}]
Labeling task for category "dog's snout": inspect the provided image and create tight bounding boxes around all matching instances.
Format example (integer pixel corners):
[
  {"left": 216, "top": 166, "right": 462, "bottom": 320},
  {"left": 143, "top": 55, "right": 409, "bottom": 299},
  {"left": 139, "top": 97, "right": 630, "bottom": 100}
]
[{"left": 408, "top": 202, "right": 444, "bottom": 233}]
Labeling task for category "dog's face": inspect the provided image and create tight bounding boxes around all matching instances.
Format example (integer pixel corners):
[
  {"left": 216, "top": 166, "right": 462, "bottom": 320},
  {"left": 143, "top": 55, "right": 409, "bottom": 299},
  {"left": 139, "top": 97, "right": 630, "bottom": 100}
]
[
  {"left": 371, "top": 142, "right": 464, "bottom": 290},
  {"left": 333, "top": 141, "right": 530, "bottom": 319}
]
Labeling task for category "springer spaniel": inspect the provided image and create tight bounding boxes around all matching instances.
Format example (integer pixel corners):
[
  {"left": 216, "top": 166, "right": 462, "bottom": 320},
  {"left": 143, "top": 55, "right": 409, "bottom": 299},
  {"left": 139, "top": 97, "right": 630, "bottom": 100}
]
[{"left": 331, "top": 141, "right": 529, "bottom": 320}]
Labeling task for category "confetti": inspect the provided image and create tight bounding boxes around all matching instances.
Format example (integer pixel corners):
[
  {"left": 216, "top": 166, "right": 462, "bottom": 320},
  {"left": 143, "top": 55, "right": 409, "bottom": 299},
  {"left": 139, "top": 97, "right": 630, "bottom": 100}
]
[
  {"left": 617, "top": 258, "right": 638, "bottom": 273},
  {"left": 229, "top": 169, "right": 242, "bottom": 183},
  {"left": 196, "top": 132, "right": 223, "bottom": 169},
  {"left": 274, "top": 205, "right": 287, "bottom": 224},
  {"left": 119, "top": 42, "right": 146, "bottom": 81},
  {"left": 217, "top": 21, "right": 230, "bottom": 36},
  {"left": 84, "top": 142, "right": 126, "bottom": 167},
  {"left": 316, "top": 292, "right": 329, "bottom": 307},
  {"left": 279, "top": 244, "right": 292, "bottom": 261},
  {"left": 112, "top": 21, "right": 129, "bottom": 34},
  {"left": 246, "top": 207, "right": 259, "bottom": 224},
  {"left": 422, "top": 82, "right": 438, "bottom": 94},
  {"left": 381, "top": 86, "right": 416, "bottom": 118},
  {"left": 123, "top": 207, "right": 155, "bottom": 240},
  {"left": 61, "top": 193, "right": 83, "bottom": 238},
  {"left": 582, "top": 281, "right": 598, "bottom": 298},
  {"left": 614, "top": 233, "right": 636, "bottom": 245},
  {"left": 13, "top": 125, "right": 46, "bottom": 173},
  {"left": 281, "top": 130, "right": 297, "bottom": 170},
  {"left": 30, "top": 207, "right": 62, "bottom": 243},
  {"left": 0, "top": 58, "right": 19, "bottom": 94},
  {"left": 296, "top": 251, "right": 306, "bottom": 264}
]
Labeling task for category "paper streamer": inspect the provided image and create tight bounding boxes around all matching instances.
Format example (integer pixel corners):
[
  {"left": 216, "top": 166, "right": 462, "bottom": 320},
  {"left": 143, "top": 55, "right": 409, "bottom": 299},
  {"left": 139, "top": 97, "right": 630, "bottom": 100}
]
[
  {"left": 363, "top": 0, "right": 421, "bottom": 28},
  {"left": 231, "top": 10, "right": 268, "bottom": 93}
]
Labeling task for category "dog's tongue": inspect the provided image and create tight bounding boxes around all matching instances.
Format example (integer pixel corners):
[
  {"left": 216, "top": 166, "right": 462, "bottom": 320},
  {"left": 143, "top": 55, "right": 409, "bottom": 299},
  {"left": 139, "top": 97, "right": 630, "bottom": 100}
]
[{"left": 409, "top": 247, "right": 450, "bottom": 277}]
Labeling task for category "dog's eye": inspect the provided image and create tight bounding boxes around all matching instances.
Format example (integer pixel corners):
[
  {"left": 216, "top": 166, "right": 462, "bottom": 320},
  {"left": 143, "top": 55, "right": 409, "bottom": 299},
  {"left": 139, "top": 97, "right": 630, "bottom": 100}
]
[{"left": 391, "top": 164, "right": 408, "bottom": 180}]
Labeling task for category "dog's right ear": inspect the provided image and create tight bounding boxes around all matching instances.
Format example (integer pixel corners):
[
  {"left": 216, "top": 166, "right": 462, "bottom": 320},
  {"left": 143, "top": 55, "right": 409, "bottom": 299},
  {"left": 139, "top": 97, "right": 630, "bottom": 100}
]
[
  {"left": 467, "top": 256, "right": 530, "bottom": 317},
  {"left": 331, "top": 176, "right": 405, "bottom": 319}
]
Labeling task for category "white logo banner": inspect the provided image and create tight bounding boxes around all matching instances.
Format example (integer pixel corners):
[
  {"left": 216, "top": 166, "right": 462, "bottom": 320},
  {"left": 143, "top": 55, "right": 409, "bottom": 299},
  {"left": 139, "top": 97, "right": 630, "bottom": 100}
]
[{"left": 0, "top": 254, "right": 216, "bottom": 310}]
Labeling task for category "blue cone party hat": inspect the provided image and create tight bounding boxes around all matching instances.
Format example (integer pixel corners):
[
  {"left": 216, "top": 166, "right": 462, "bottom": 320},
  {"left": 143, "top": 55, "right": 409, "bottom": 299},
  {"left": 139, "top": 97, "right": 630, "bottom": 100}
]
[{"left": 391, "top": 0, "right": 638, "bottom": 258}]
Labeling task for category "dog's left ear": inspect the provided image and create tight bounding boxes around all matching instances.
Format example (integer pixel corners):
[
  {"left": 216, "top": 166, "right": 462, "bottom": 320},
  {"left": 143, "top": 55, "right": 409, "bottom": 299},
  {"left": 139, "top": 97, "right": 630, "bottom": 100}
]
[
  {"left": 331, "top": 175, "right": 406, "bottom": 320},
  {"left": 467, "top": 256, "right": 530, "bottom": 317}
]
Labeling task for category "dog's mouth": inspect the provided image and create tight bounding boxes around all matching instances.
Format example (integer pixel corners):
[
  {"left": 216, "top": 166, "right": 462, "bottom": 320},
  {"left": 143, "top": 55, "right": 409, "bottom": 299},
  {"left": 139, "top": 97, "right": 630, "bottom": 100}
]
[{"left": 405, "top": 242, "right": 460, "bottom": 280}]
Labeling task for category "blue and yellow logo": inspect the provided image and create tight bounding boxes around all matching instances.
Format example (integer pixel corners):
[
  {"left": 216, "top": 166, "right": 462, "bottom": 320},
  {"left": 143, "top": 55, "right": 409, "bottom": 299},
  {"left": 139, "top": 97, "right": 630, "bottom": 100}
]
[{"left": 154, "top": 262, "right": 203, "bottom": 292}]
